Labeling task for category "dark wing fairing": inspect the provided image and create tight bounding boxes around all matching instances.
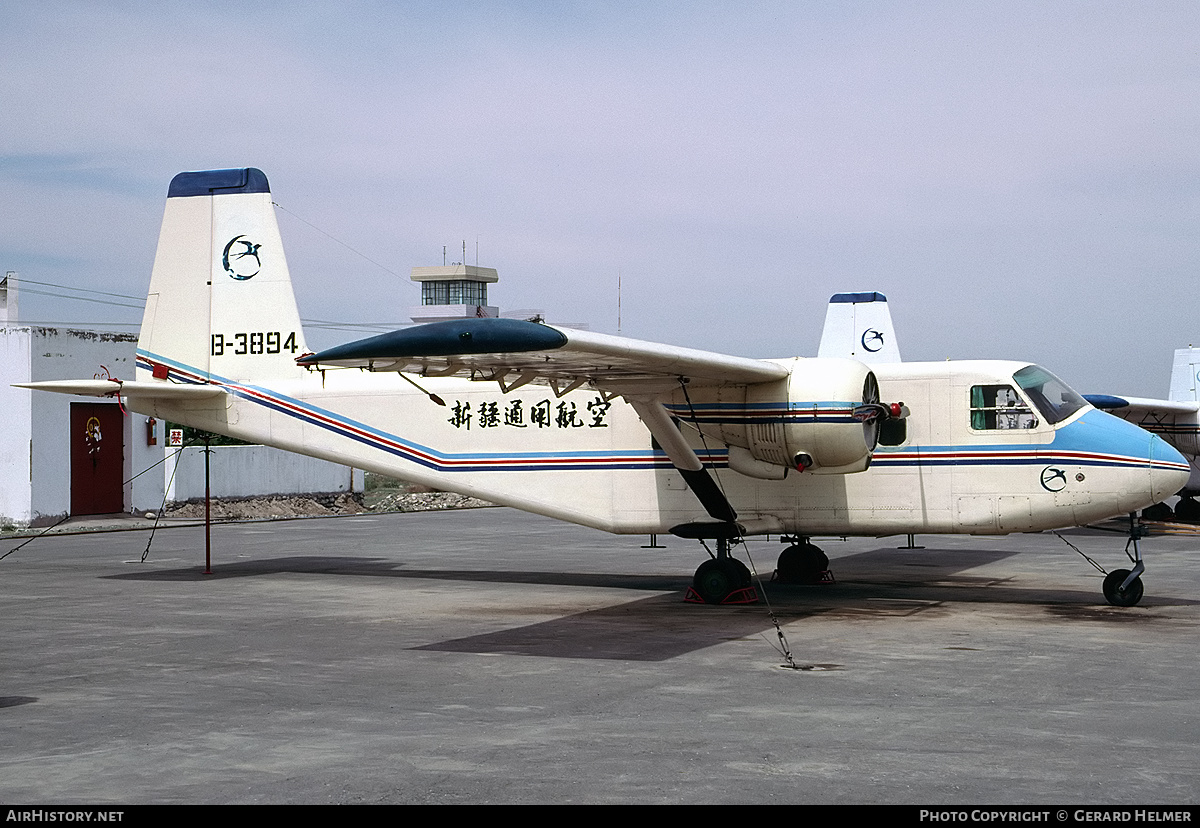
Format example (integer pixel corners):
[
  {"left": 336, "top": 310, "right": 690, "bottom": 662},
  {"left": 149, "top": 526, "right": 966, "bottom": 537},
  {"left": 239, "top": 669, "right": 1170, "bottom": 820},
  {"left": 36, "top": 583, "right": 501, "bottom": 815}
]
[{"left": 298, "top": 318, "right": 568, "bottom": 364}]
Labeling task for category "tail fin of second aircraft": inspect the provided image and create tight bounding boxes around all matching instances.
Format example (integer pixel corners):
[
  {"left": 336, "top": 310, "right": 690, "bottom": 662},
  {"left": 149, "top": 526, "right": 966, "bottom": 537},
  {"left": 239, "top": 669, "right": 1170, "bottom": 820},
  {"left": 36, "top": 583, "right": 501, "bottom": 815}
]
[
  {"left": 137, "top": 168, "right": 309, "bottom": 384},
  {"left": 1169, "top": 347, "right": 1200, "bottom": 402},
  {"left": 816, "top": 291, "right": 901, "bottom": 363}
]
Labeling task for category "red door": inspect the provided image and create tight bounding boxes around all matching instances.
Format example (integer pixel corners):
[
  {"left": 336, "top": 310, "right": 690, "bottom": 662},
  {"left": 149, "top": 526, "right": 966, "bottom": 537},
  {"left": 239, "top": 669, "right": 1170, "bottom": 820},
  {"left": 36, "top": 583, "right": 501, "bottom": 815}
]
[{"left": 70, "top": 403, "right": 125, "bottom": 515}]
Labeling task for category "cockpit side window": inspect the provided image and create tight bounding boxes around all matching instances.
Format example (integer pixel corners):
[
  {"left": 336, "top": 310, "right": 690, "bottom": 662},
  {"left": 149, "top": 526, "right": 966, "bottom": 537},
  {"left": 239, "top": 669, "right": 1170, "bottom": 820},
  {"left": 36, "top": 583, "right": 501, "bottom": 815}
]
[
  {"left": 1013, "top": 365, "right": 1086, "bottom": 425},
  {"left": 970, "top": 385, "right": 1037, "bottom": 430}
]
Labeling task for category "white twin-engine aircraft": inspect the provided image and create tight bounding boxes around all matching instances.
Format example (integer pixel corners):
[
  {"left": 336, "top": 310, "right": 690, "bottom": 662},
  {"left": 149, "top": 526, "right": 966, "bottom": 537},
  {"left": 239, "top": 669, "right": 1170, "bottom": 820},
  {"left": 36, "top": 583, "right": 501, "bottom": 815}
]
[
  {"left": 1084, "top": 347, "right": 1200, "bottom": 522},
  {"left": 23, "top": 169, "right": 1191, "bottom": 608}
]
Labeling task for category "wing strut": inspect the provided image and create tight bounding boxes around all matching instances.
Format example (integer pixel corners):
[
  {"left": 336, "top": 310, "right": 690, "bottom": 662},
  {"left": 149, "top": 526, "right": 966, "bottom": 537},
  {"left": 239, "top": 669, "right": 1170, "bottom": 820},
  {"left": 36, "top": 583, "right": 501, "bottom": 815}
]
[{"left": 627, "top": 398, "right": 737, "bottom": 524}]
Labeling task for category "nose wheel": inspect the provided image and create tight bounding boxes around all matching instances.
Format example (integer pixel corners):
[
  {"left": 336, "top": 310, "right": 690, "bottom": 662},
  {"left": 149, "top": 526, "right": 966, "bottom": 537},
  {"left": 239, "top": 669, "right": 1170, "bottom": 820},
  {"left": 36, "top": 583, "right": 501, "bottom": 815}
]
[
  {"left": 1058, "top": 514, "right": 1149, "bottom": 607},
  {"left": 1102, "top": 513, "right": 1147, "bottom": 607},
  {"left": 1102, "top": 568, "right": 1144, "bottom": 607}
]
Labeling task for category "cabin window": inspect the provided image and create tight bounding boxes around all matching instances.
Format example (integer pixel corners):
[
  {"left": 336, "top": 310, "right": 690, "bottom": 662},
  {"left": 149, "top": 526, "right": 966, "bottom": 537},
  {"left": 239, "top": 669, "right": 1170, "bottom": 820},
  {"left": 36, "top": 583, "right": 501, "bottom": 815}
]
[{"left": 970, "top": 385, "right": 1037, "bottom": 430}]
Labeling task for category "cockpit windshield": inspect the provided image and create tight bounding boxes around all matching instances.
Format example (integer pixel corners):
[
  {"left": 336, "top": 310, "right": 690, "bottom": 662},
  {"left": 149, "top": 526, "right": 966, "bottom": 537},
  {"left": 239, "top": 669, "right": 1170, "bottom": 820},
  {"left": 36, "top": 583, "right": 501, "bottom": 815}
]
[{"left": 1013, "top": 365, "right": 1087, "bottom": 425}]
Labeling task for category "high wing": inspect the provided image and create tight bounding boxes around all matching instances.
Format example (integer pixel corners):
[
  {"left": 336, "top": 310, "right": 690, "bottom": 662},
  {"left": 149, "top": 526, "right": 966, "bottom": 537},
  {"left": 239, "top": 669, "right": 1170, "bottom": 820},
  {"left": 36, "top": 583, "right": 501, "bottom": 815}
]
[
  {"left": 299, "top": 318, "right": 794, "bottom": 531},
  {"left": 297, "top": 318, "right": 901, "bottom": 534},
  {"left": 295, "top": 318, "right": 789, "bottom": 393},
  {"left": 1083, "top": 394, "right": 1200, "bottom": 418}
]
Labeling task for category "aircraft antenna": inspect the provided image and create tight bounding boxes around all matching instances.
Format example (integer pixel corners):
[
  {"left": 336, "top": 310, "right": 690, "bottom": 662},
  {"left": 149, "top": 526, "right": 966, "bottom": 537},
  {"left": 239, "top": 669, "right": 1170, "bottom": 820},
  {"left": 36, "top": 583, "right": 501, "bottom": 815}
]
[
  {"left": 618, "top": 270, "right": 622, "bottom": 334},
  {"left": 397, "top": 372, "right": 447, "bottom": 406},
  {"left": 272, "top": 201, "right": 413, "bottom": 288}
]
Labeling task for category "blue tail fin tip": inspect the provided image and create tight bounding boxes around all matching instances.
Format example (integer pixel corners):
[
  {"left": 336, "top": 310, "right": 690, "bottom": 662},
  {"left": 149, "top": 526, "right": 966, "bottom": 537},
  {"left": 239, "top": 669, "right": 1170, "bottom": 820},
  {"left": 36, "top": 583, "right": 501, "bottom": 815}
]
[
  {"left": 168, "top": 168, "right": 270, "bottom": 198},
  {"left": 829, "top": 292, "right": 887, "bottom": 304}
]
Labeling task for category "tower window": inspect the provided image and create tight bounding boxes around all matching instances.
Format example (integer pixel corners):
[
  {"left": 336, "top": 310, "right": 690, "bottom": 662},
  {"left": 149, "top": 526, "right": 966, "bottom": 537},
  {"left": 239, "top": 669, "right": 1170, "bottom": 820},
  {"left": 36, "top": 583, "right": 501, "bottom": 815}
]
[{"left": 422, "top": 280, "right": 488, "bottom": 306}]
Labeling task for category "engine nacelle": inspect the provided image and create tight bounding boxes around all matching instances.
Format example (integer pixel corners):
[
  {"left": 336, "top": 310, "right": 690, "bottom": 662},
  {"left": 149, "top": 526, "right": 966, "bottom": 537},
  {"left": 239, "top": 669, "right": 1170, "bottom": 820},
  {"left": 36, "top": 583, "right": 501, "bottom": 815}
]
[
  {"left": 758, "top": 358, "right": 879, "bottom": 473},
  {"left": 686, "top": 358, "right": 881, "bottom": 475}
]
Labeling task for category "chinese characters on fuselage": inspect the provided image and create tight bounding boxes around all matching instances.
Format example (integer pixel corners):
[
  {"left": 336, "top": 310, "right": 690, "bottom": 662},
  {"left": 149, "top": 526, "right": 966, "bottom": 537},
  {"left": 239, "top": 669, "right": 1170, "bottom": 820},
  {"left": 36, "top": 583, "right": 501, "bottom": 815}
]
[{"left": 447, "top": 396, "right": 612, "bottom": 430}]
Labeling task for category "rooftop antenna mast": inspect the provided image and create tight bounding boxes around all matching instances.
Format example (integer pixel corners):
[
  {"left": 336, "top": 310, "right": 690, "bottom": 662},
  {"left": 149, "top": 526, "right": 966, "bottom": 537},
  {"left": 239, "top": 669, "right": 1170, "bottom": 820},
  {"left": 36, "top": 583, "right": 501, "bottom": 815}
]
[{"left": 618, "top": 269, "right": 622, "bottom": 334}]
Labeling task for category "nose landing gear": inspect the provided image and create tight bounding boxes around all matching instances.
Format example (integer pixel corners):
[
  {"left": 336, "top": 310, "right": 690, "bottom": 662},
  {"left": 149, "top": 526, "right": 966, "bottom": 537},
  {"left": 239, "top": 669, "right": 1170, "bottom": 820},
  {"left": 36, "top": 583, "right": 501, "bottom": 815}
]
[
  {"left": 1056, "top": 514, "right": 1150, "bottom": 607},
  {"left": 1101, "top": 514, "right": 1147, "bottom": 607}
]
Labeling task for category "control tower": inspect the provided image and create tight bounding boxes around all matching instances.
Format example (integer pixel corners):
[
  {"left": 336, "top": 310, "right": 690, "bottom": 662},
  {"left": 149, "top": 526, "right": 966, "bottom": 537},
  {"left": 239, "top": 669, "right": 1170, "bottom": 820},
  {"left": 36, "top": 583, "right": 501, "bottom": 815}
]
[{"left": 408, "top": 264, "right": 499, "bottom": 324}]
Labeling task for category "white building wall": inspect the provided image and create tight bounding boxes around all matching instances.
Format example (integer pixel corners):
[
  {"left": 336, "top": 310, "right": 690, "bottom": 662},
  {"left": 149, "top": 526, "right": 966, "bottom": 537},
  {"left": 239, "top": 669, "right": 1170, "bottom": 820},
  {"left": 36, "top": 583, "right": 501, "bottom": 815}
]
[
  {"left": 26, "top": 327, "right": 164, "bottom": 523},
  {"left": 164, "top": 444, "right": 363, "bottom": 502},
  {"left": 0, "top": 327, "right": 33, "bottom": 524},
  {"left": 1, "top": 324, "right": 361, "bottom": 526}
]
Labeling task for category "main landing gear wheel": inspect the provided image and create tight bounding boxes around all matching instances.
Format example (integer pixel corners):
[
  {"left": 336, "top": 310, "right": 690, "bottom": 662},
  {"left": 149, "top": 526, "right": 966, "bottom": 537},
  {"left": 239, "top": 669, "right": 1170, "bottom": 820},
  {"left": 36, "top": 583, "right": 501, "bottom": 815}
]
[
  {"left": 1103, "top": 569, "right": 1144, "bottom": 607},
  {"left": 692, "top": 557, "right": 753, "bottom": 604},
  {"left": 1141, "top": 502, "right": 1174, "bottom": 522},
  {"left": 1175, "top": 496, "right": 1200, "bottom": 523},
  {"left": 775, "top": 543, "right": 829, "bottom": 584}
]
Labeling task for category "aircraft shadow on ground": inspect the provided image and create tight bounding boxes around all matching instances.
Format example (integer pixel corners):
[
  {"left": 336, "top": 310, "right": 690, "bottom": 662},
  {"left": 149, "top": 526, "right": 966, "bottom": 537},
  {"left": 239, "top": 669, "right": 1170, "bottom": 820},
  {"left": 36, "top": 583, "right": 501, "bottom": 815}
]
[
  {"left": 104, "top": 556, "right": 686, "bottom": 591},
  {"left": 418, "top": 547, "right": 1196, "bottom": 661},
  {"left": 104, "top": 546, "right": 1197, "bottom": 661}
]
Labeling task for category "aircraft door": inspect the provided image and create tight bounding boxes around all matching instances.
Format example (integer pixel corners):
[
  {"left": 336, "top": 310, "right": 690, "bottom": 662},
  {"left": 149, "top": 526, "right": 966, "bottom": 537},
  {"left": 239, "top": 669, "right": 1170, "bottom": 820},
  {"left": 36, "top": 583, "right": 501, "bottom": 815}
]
[{"left": 951, "top": 376, "right": 1052, "bottom": 532}]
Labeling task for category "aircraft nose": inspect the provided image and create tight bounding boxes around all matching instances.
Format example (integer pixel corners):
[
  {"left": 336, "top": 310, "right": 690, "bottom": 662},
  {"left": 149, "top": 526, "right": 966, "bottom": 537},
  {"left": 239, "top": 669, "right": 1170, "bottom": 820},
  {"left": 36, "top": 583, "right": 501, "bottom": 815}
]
[{"left": 1150, "top": 433, "right": 1190, "bottom": 502}]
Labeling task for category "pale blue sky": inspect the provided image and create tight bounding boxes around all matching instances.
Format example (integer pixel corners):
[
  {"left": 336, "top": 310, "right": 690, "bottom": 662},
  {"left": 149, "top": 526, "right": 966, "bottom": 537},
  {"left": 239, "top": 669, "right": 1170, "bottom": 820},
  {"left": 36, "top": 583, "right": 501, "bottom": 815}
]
[{"left": 3, "top": 1, "right": 1198, "bottom": 396}]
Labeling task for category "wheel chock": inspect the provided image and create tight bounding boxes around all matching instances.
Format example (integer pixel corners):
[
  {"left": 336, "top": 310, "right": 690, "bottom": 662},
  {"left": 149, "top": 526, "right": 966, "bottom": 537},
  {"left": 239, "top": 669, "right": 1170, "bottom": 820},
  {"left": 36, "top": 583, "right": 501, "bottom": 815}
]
[
  {"left": 684, "top": 585, "right": 759, "bottom": 604},
  {"left": 770, "top": 569, "right": 836, "bottom": 584}
]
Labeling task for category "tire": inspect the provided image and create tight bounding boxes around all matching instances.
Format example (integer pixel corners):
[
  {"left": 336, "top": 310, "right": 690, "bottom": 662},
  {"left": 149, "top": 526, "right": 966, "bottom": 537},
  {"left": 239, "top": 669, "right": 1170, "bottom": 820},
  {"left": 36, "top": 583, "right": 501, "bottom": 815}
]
[
  {"left": 1102, "top": 568, "right": 1144, "bottom": 607},
  {"left": 1175, "top": 497, "right": 1200, "bottom": 523},
  {"left": 723, "top": 557, "right": 752, "bottom": 588},
  {"left": 693, "top": 558, "right": 752, "bottom": 604},
  {"left": 1141, "top": 502, "right": 1174, "bottom": 522},
  {"left": 776, "top": 543, "right": 829, "bottom": 584}
]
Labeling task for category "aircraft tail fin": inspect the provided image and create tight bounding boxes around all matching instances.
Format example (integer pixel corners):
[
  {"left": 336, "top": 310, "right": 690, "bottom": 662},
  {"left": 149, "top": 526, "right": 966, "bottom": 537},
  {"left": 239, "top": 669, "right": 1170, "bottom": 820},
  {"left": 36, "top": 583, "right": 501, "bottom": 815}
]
[
  {"left": 1169, "top": 347, "right": 1200, "bottom": 402},
  {"left": 816, "top": 291, "right": 901, "bottom": 363},
  {"left": 137, "top": 168, "right": 309, "bottom": 384}
]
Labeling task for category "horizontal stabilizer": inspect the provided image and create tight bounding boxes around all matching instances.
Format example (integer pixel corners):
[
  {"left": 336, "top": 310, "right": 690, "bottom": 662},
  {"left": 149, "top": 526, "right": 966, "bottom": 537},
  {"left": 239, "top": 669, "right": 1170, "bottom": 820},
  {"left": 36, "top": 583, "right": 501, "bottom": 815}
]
[{"left": 15, "top": 380, "right": 226, "bottom": 399}]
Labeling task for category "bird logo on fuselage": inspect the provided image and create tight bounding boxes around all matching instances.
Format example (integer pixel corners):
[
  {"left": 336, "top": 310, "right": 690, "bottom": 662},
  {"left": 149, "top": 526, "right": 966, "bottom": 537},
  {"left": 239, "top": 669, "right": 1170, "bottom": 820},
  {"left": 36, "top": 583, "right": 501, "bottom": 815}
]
[
  {"left": 1040, "top": 466, "right": 1068, "bottom": 492},
  {"left": 222, "top": 235, "right": 262, "bottom": 280},
  {"left": 861, "top": 328, "right": 885, "bottom": 353}
]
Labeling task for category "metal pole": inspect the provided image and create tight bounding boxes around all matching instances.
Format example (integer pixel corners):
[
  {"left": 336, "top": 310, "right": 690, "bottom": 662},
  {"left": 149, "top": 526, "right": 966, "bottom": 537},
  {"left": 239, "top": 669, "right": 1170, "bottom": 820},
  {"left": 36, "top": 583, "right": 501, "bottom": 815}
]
[{"left": 204, "top": 435, "right": 212, "bottom": 575}]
